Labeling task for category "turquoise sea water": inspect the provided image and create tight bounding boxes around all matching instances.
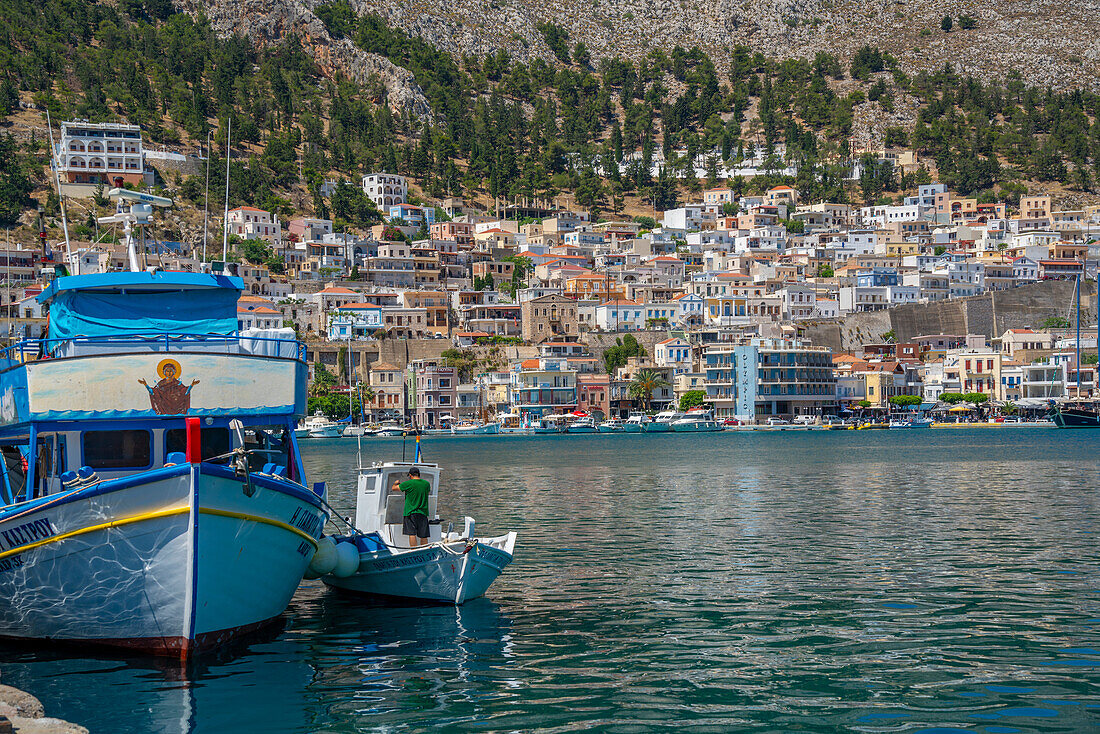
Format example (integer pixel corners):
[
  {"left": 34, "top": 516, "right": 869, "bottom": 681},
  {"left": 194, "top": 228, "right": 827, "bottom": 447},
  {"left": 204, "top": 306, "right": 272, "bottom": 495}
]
[{"left": 2, "top": 428, "right": 1099, "bottom": 732}]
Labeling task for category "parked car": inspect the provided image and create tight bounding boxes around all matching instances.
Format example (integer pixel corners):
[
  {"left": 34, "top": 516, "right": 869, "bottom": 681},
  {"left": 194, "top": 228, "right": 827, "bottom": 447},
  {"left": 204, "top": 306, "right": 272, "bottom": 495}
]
[
  {"left": 765, "top": 417, "right": 790, "bottom": 426},
  {"left": 792, "top": 415, "right": 815, "bottom": 425}
]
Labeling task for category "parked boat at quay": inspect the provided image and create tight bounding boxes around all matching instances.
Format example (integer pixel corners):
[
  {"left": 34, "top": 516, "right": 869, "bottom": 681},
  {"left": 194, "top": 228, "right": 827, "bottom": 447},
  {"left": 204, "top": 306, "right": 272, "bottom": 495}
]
[
  {"left": 299, "top": 413, "right": 342, "bottom": 438},
  {"left": 0, "top": 271, "right": 327, "bottom": 657},
  {"left": 567, "top": 415, "right": 599, "bottom": 433},
  {"left": 644, "top": 410, "right": 679, "bottom": 432},
  {"left": 321, "top": 461, "right": 515, "bottom": 604},
  {"left": 451, "top": 421, "right": 500, "bottom": 435},
  {"left": 671, "top": 408, "right": 723, "bottom": 432},
  {"left": 623, "top": 413, "right": 649, "bottom": 432},
  {"left": 598, "top": 418, "right": 625, "bottom": 432}
]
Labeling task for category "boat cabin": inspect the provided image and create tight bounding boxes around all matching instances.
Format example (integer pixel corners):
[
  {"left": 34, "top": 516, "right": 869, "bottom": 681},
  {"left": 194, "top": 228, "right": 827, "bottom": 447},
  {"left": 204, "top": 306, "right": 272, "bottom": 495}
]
[
  {"left": 354, "top": 462, "right": 446, "bottom": 545},
  {"left": 0, "top": 272, "right": 311, "bottom": 506}
]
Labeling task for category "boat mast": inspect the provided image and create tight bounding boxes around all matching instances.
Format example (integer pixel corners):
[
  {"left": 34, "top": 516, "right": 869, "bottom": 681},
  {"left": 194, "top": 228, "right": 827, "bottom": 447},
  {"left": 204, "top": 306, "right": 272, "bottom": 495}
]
[
  {"left": 202, "top": 129, "right": 211, "bottom": 262},
  {"left": 221, "top": 117, "right": 232, "bottom": 263},
  {"left": 1075, "top": 274, "right": 1081, "bottom": 399}
]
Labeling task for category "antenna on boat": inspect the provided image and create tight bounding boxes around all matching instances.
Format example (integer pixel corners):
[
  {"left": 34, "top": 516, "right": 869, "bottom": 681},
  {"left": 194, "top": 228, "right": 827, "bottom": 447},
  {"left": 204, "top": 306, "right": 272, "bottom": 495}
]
[
  {"left": 44, "top": 110, "right": 71, "bottom": 252},
  {"left": 97, "top": 189, "right": 173, "bottom": 272}
]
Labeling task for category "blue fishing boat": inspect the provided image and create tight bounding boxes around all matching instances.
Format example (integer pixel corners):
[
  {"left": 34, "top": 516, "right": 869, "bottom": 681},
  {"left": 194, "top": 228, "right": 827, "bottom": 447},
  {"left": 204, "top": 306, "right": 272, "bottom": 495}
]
[{"left": 0, "top": 271, "right": 326, "bottom": 657}]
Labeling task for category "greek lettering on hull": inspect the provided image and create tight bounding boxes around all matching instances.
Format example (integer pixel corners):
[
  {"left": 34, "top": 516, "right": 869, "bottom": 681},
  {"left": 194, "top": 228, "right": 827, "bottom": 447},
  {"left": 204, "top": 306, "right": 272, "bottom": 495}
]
[{"left": 139, "top": 359, "right": 199, "bottom": 415}]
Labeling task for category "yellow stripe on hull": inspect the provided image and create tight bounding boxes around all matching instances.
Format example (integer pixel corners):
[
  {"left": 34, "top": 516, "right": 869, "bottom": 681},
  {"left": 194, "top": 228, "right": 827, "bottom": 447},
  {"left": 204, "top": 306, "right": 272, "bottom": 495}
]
[{"left": 0, "top": 504, "right": 319, "bottom": 562}]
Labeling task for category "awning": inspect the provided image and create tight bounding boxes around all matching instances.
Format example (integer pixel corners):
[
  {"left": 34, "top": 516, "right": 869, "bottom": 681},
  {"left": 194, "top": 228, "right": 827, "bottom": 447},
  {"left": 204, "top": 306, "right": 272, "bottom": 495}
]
[{"left": 948, "top": 404, "right": 973, "bottom": 412}]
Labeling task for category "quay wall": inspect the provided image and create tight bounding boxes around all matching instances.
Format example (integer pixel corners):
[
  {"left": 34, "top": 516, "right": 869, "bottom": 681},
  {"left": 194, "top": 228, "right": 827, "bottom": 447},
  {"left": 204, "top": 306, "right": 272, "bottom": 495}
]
[{"left": 801, "top": 280, "right": 1098, "bottom": 353}]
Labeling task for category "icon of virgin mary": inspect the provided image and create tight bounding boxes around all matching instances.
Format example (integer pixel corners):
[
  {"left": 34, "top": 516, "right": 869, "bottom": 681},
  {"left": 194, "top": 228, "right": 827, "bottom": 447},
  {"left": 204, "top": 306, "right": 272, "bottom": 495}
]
[{"left": 139, "top": 359, "right": 200, "bottom": 415}]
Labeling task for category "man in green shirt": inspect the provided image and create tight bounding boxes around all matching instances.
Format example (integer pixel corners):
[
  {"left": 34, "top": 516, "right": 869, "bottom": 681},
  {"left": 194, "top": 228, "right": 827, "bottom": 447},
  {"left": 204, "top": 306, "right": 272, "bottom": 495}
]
[{"left": 393, "top": 467, "right": 432, "bottom": 547}]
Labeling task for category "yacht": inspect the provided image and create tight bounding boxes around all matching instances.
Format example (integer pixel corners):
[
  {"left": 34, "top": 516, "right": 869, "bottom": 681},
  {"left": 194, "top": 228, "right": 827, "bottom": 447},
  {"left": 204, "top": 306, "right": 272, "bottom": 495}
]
[
  {"left": 300, "top": 413, "right": 342, "bottom": 439},
  {"left": 623, "top": 413, "right": 649, "bottom": 433},
  {"left": 644, "top": 410, "right": 681, "bottom": 432},
  {"left": 0, "top": 271, "right": 326, "bottom": 657},
  {"left": 373, "top": 421, "right": 406, "bottom": 437},
  {"left": 566, "top": 415, "right": 599, "bottom": 433},
  {"left": 671, "top": 408, "right": 722, "bottom": 432},
  {"left": 598, "top": 418, "right": 625, "bottom": 432}
]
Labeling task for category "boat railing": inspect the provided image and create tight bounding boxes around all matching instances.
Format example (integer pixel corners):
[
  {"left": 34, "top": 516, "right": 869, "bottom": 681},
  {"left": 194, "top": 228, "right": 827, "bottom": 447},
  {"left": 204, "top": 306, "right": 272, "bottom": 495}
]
[{"left": 0, "top": 332, "right": 307, "bottom": 365}]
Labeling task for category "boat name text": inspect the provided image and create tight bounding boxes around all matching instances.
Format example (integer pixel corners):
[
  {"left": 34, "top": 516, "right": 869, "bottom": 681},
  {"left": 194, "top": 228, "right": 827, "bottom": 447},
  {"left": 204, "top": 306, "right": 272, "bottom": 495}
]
[{"left": 0, "top": 517, "right": 57, "bottom": 551}]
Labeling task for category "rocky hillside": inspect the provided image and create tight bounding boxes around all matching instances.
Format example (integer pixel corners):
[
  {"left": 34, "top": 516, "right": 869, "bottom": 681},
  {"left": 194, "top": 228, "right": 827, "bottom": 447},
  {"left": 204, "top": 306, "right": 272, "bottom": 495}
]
[{"left": 186, "top": 0, "right": 1100, "bottom": 92}]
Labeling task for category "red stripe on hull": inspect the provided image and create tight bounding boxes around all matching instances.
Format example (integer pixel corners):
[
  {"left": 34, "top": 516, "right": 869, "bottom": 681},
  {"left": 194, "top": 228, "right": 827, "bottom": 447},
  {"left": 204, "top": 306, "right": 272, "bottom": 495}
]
[{"left": 0, "top": 617, "right": 280, "bottom": 659}]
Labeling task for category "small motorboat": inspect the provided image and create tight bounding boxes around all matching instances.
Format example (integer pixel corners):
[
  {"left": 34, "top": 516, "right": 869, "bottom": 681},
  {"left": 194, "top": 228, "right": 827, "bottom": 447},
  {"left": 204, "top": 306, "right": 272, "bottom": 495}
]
[
  {"left": 566, "top": 415, "right": 599, "bottom": 433},
  {"left": 373, "top": 421, "right": 407, "bottom": 437},
  {"left": 321, "top": 462, "right": 516, "bottom": 604},
  {"left": 598, "top": 418, "right": 624, "bottom": 432},
  {"left": 532, "top": 415, "right": 567, "bottom": 434},
  {"left": 342, "top": 424, "right": 371, "bottom": 438}
]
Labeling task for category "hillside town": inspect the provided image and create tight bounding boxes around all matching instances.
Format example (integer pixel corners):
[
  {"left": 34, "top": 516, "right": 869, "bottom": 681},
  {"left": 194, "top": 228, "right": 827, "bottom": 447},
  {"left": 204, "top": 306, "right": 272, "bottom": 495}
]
[{"left": 14, "top": 120, "right": 1100, "bottom": 427}]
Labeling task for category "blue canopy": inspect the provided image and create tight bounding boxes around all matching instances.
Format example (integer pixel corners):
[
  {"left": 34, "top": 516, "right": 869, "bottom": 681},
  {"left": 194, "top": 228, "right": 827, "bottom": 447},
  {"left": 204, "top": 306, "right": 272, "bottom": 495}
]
[{"left": 38, "top": 272, "right": 244, "bottom": 340}]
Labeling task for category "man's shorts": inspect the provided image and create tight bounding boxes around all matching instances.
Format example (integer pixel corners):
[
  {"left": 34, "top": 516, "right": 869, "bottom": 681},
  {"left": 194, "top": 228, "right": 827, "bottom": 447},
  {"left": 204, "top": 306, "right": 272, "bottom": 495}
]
[{"left": 403, "top": 513, "right": 430, "bottom": 539}]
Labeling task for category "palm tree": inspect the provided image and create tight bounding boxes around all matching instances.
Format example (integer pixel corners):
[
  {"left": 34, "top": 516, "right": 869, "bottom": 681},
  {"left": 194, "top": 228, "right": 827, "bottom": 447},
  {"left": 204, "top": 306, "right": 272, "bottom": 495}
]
[{"left": 629, "top": 369, "right": 670, "bottom": 412}]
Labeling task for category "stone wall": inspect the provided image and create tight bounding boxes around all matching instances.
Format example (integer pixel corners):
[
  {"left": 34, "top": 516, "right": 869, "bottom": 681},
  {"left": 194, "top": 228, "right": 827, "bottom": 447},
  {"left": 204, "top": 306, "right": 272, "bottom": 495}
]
[{"left": 802, "top": 280, "right": 1098, "bottom": 353}]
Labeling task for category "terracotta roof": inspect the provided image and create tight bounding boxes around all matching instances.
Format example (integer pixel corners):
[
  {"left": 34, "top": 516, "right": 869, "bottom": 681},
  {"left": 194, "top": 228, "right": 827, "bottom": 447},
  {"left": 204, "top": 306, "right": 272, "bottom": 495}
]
[
  {"left": 229, "top": 206, "right": 268, "bottom": 213},
  {"left": 371, "top": 362, "right": 400, "bottom": 371},
  {"left": 318, "top": 286, "right": 358, "bottom": 294},
  {"left": 600, "top": 299, "right": 641, "bottom": 307},
  {"left": 520, "top": 358, "right": 540, "bottom": 369}
]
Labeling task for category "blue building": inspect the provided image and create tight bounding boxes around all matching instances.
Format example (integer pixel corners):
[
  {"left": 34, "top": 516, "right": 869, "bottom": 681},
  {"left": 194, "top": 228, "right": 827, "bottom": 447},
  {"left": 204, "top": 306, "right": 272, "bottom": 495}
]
[
  {"left": 704, "top": 338, "right": 836, "bottom": 422},
  {"left": 855, "top": 267, "right": 899, "bottom": 288}
]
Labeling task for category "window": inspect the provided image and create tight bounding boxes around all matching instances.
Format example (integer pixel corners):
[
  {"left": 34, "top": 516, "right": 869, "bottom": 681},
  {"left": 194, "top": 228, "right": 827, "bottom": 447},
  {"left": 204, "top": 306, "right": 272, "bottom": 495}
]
[
  {"left": 165, "top": 428, "right": 232, "bottom": 462},
  {"left": 83, "top": 430, "right": 152, "bottom": 469}
]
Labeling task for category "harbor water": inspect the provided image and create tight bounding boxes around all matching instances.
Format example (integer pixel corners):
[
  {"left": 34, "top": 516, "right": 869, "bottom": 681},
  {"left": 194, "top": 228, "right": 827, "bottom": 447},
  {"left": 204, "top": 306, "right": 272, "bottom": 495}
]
[{"left": 2, "top": 428, "right": 1099, "bottom": 732}]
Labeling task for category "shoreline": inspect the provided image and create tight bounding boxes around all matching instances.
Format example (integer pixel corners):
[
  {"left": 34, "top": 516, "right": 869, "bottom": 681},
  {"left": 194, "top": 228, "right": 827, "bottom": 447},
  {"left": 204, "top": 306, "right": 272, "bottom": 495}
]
[{"left": 0, "top": 675, "right": 86, "bottom": 734}]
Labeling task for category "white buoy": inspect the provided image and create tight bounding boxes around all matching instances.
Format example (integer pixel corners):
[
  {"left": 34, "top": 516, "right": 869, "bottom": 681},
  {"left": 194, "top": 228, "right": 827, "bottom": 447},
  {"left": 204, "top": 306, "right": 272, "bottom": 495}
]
[
  {"left": 305, "top": 536, "right": 338, "bottom": 578},
  {"left": 331, "top": 541, "right": 360, "bottom": 578}
]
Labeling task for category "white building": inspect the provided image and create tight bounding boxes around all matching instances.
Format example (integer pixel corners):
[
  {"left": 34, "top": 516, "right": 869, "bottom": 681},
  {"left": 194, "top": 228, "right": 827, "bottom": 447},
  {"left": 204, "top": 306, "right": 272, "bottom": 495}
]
[
  {"left": 361, "top": 173, "right": 407, "bottom": 209},
  {"left": 56, "top": 120, "right": 144, "bottom": 186},
  {"left": 227, "top": 207, "right": 282, "bottom": 247}
]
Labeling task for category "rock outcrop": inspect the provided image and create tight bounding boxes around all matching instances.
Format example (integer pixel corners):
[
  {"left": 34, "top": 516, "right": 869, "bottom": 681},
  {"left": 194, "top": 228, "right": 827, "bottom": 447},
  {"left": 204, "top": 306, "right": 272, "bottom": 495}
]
[
  {"left": 185, "top": 0, "right": 1100, "bottom": 93},
  {"left": 175, "top": 0, "right": 434, "bottom": 122}
]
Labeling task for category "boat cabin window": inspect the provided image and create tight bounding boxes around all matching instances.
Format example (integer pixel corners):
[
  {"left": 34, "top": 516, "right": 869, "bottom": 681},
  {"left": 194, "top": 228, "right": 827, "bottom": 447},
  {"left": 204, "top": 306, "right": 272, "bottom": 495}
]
[
  {"left": 241, "top": 425, "right": 296, "bottom": 480},
  {"left": 82, "top": 430, "right": 152, "bottom": 470},
  {"left": 164, "top": 428, "right": 232, "bottom": 462}
]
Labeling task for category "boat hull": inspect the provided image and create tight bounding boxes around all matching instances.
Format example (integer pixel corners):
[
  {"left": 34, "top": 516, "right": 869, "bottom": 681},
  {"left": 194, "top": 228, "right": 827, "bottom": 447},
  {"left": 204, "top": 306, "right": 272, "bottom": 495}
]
[
  {"left": 308, "top": 427, "right": 342, "bottom": 438},
  {"left": 671, "top": 422, "right": 722, "bottom": 432},
  {"left": 0, "top": 465, "right": 324, "bottom": 657},
  {"left": 323, "top": 533, "right": 516, "bottom": 604},
  {"left": 451, "top": 424, "right": 501, "bottom": 435},
  {"left": 642, "top": 423, "right": 672, "bottom": 433},
  {"left": 1051, "top": 408, "right": 1100, "bottom": 428}
]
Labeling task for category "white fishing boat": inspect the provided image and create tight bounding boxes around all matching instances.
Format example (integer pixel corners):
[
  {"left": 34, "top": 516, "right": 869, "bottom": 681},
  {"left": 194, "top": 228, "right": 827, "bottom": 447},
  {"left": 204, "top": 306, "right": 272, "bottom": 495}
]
[
  {"left": 671, "top": 408, "right": 723, "bottom": 432},
  {"left": 0, "top": 271, "right": 327, "bottom": 657},
  {"left": 644, "top": 410, "right": 681, "bottom": 432},
  {"left": 451, "top": 421, "right": 501, "bottom": 435},
  {"left": 301, "top": 413, "right": 342, "bottom": 438},
  {"left": 496, "top": 412, "right": 530, "bottom": 434},
  {"left": 566, "top": 415, "right": 599, "bottom": 433},
  {"left": 321, "top": 462, "right": 516, "bottom": 604},
  {"left": 532, "top": 415, "right": 568, "bottom": 434},
  {"left": 341, "top": 424, "right": 370, "bottom": 438},
  {"left": 598, "top": 418, "right": 624, "bottom": 432},
  {"left": 293, "top": 426, "right": 310, "bottom": 439}
]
